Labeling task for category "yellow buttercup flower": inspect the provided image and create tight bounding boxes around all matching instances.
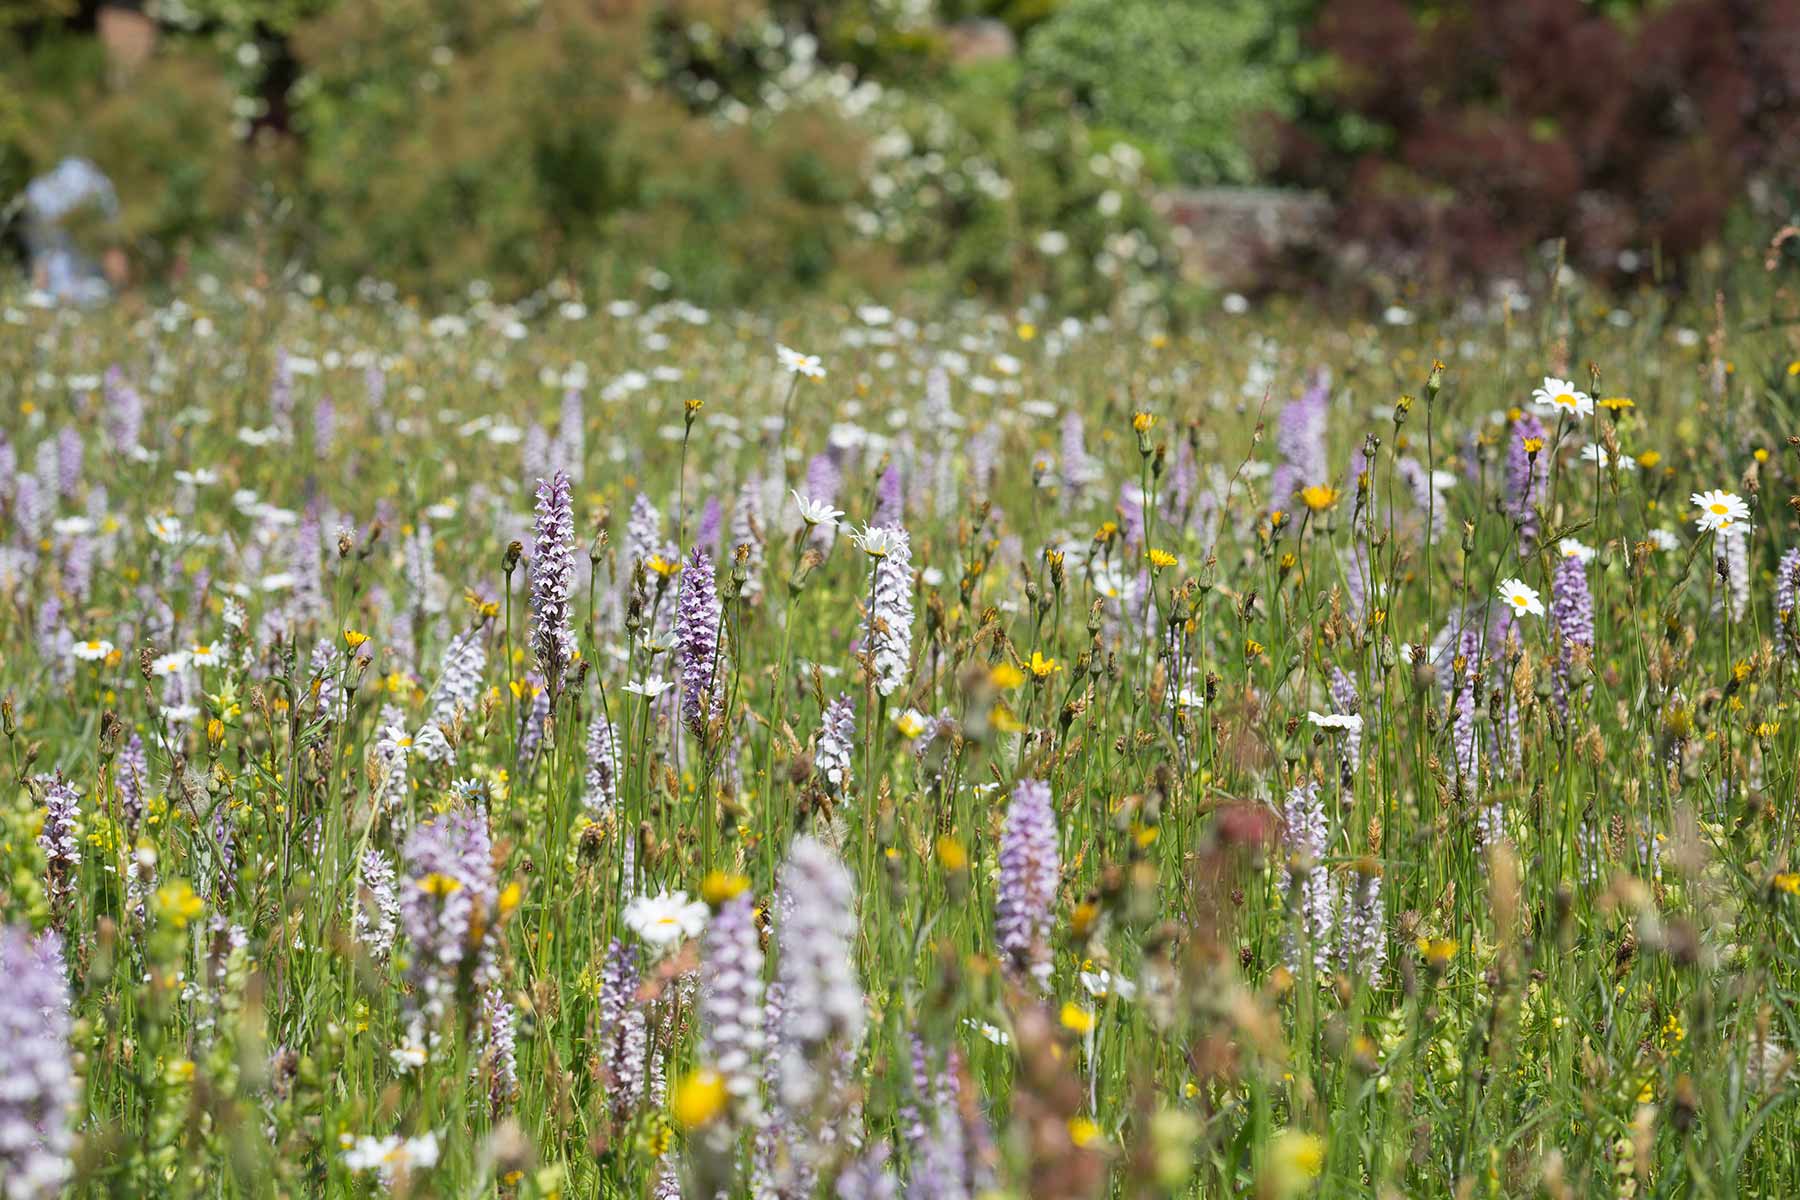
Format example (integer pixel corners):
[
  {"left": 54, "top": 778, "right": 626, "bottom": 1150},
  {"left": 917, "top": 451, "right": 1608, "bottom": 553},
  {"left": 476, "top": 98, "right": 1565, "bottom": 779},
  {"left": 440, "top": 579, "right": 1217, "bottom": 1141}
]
[
  {"left": 1418, "top": 937, "right": 1458, "bottom": 968},
  {"left": 1067, "top": 1117, "right": 1101, "bottom": 1148},
  {"left": 701, "top": 870, "right": 750, "bottom": 905},
  {"left": 343, "top": 629, "right": 369, "bottom": 650},
  {"left": 416, "top": 872, "right": 463, "bottom": 898},
  {"left": 1026, "top": 651, "right": 1061, "bottom": 680},
  {"left": 671, "top": 1068, "right": 727, "bottom": 1129},
  {"left": 935, "top": 836, "right": 968, "bottom": 871},
  {"left": 990, "top": 663, "right": 1025, "bottom": 690},
  {"left": 1299, "top": 485, "right": 1338, "bottom": 512},
  {"left": 1060, "top": 1002, "right": 1096, "bottom": 1035},
  {"left": 154, "top": 880, "right": 205, "bottom": 930},
  {"left": 1148, "top": 548, "right": 1178, "bottom": 570},
  {"left": 1131, "top": 411, "right": 1156, "bottom": 434}
]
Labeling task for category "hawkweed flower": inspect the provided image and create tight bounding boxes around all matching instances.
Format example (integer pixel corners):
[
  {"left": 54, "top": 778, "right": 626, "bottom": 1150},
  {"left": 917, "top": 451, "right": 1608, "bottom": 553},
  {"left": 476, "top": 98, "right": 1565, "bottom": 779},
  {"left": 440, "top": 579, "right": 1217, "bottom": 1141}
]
[
  {"left": 856, "top": 524, "right": 914, "bottom": 697},
  {"left": 0, "top": 926, "right": 74, "bottom": 1199},
  {"left": 677, "top": 547, "right": 723, "bottom": 737},
  {"left": 352, "top": 850, "right": 401, "bottom": 964},
  {"left": 1282, "top": 780, "right": 1335, "bottom": 975},
  {"left": 813, "top": 693, "right": 856, "bottom": 795},
  {"left": 529, "top": 470, "right": 579, "bottom": 695},
  {"left": 996, "top": 779, "right": 1060, "bottom": 987},
  {"left": 699, "top": 894, "right": 765, "bottom": 1124}
]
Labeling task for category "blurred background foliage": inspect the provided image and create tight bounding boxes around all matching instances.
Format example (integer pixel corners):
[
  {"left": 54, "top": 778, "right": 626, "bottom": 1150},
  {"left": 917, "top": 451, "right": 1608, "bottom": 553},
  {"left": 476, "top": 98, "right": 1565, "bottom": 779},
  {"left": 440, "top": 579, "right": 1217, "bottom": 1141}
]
[{"left": 2, "top": 0, "right": 1799, "bottom": 305}]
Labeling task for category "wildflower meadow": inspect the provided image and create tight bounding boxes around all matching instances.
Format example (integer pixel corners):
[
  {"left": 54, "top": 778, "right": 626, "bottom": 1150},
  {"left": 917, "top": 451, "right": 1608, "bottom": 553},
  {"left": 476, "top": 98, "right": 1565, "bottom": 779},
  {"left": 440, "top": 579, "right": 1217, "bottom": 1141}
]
[{"left": 4, "top": 272, "right": 1800, "bottom": 1199}]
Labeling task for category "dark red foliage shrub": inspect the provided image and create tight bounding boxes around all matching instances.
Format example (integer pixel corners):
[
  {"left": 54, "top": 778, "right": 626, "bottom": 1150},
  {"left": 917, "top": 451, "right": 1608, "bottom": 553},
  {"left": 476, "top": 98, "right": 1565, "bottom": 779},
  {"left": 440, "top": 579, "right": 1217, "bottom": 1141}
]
[{"left": 1283, "top": 0, "right": 1800, "bottom": 284}]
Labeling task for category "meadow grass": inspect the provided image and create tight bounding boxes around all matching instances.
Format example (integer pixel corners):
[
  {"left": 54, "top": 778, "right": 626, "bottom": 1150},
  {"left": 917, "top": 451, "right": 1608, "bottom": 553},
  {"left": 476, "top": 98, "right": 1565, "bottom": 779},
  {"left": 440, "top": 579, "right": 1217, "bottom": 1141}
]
[{"left": 2, "top": 272, "right": 1800, "bottom": 1198}]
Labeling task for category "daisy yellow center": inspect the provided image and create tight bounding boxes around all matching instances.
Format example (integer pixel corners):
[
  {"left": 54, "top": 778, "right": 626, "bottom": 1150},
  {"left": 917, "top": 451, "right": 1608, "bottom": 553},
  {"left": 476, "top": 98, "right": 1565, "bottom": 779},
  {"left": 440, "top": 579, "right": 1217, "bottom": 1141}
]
[
  {"left": 1710, "top": 503, "right": 1729, "bottom": 514},
  {"left": 85, "top": 641, "right": 101, "bottom": 651},
  {"left": 1512, "top": 593, "right": 1528, "bottom": 606},
  {"left": 1554, "top": 393, "right": 1575, "bottom": 406}
]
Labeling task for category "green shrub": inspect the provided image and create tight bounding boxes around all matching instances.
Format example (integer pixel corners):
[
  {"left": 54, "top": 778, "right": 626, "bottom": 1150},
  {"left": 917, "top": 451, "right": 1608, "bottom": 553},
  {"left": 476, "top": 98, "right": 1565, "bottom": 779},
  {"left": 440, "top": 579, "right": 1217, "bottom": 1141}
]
[
  {"left": 0, "top": 32, "right": 244, "bottom": 275},
  {"left": 1020, "top": 0, "right": 1290, "bottom": 186},
  {"left": 288, "top": 0, "right": 877, "bottom": 303}
]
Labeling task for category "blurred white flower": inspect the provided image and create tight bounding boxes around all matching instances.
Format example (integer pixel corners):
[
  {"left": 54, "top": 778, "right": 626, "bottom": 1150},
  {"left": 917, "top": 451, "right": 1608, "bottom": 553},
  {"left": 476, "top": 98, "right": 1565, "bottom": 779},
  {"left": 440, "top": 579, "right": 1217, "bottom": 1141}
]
[{"left": 624, "top": 891, "right": 708, "bottom": 951}]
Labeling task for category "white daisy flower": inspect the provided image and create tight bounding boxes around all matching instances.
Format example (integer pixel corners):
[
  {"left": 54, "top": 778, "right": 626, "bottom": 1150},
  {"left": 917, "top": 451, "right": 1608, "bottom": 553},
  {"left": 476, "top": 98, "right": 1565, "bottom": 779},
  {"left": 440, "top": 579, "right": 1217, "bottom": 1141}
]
[
  {"left": 1579, "top": 443, "right": 1636, "bottom": 471},
  {"left": 189, "top": 641, "right": 224, "bottom": 667},
  {"left": 1307, "top": 711, "right": 1364, "bottom": 733},
  {"left": 72, "top": 638, "right": 115, "bottom": 661},
  {"left": 150, "top": 651, "right": 191, "bottom": 677},
  {"left": 622, "top": 890, "right": 708, "bottom": 951},
  {"left": 850, "top": 524, "right": 905, "bottom": 559},
  {"left": 1080, "top": 969, "right": 1138, "bottom": 1001},
  {"left": 1557, "top": 538, "right": 1596, "bottom": 564},
  {"left": 1690, "top": 489, "right": 1749, "bottom": 533},
  {"left": 776, "top": 343, "right": 826, "bottom": 380},
  {"left": 623, "top": 676, "right": 675, "bottom": 699},
  {"left": 1497, "top": 577, "right": 1545, "bottom": 617},
  {"left": 146, "top": 514, "right": 184, "bottom": 543},
  {"left": 1530, "top": 376, "right": 1593, "bottom": 419},
  {"left": 791, "top": 490, "right": 844, "bottom": 529},
  {"left": 342, "top": 1132, "right": 440, "bottom": 1182}
]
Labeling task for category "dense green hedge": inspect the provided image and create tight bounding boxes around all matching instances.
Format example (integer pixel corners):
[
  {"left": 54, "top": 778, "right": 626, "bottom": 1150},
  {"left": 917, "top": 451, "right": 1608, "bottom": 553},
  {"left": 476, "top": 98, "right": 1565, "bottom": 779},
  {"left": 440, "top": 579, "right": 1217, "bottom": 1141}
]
[{"left": 1, "top": 1, "right": 1221, "bottom": 304}]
